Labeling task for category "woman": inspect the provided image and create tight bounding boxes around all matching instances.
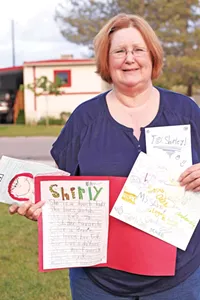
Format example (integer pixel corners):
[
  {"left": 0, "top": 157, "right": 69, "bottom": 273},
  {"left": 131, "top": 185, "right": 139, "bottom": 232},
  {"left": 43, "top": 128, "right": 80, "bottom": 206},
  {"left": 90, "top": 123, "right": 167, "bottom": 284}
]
[{"left": 9, "top": 14, "right": 200, "bottom": 300}]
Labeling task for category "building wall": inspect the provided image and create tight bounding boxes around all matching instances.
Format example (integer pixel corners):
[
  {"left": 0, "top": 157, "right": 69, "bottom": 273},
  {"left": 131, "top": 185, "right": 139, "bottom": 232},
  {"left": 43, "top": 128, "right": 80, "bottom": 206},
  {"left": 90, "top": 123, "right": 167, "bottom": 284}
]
[
  {"left": 193, "top": 94, "right": 200, "bottom": 106},
  {"left": 23, "top": 63, "right": 105, "bottom": 123}
]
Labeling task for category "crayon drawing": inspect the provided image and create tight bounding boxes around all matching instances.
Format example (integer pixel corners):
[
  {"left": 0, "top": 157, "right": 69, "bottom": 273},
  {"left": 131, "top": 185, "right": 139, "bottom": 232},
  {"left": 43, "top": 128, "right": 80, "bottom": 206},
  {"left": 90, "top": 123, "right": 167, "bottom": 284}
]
[{"left": 111, "top": 152, "right": 200, "bottom": 251}]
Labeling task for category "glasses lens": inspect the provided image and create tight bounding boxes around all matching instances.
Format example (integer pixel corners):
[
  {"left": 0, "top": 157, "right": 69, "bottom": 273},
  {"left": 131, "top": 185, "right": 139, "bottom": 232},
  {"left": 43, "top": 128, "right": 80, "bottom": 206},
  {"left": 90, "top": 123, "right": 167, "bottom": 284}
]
[
  {"left": 112, "top": 49, "right": 126, "bottom": 58},
  {"left": 111, "top": 48, "right": 147, "bottom": 58}
]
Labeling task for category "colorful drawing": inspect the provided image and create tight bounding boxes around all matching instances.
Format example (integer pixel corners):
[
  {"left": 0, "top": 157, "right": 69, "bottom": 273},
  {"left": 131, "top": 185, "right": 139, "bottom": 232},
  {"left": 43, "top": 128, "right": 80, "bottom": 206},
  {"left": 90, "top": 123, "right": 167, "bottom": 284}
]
[
  {"left": 8, "top": 173, "right": 34, "bottom": 202},
  {"left": 110, "top": 152, "right": 200, "bottom": 251},
  {"left": 0, "top": 155, "right": 69, "bottom": 205}
]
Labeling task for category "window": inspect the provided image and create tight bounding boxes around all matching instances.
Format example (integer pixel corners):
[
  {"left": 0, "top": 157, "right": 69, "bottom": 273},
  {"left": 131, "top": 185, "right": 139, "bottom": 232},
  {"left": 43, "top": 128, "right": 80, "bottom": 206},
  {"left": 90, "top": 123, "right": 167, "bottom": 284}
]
[{"left": 54, "top": 70, "right": 71, "bottom": 87}]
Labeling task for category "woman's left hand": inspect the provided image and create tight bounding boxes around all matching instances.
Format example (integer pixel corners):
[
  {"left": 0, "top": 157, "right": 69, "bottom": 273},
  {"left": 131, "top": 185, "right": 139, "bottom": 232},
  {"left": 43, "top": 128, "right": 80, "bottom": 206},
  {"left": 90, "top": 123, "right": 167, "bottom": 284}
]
[{"left": 179, "top": 163, "right": 200, "bottom": 192}]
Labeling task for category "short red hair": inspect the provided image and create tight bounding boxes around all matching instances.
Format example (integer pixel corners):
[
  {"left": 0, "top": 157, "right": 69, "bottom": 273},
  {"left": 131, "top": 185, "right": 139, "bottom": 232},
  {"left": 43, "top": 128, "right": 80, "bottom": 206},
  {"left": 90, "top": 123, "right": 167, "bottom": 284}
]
[{"left": 94, "top": 14, "right": 164, "bottom": 83}]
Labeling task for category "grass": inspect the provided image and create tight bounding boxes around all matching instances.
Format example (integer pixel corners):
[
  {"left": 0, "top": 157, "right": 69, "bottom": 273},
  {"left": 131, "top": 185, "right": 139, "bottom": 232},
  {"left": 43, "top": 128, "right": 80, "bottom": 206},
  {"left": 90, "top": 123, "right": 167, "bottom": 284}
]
[
  {"left": 0, "top": 203, "right": 71, "bottom": 300},
  {"left": 0, "top": 125, "right": 64, "bottom": 137}
]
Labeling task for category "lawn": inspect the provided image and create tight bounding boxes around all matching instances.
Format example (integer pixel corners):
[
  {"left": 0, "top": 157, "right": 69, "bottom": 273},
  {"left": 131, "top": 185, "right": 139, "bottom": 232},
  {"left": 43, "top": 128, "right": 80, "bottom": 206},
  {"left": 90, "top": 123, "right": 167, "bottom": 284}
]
[
  {"left": 0, "top": 203, "right": 71, "bottom": 300},
  {"left": 0, "top": 125, "right": 64, "bottom": 137}
]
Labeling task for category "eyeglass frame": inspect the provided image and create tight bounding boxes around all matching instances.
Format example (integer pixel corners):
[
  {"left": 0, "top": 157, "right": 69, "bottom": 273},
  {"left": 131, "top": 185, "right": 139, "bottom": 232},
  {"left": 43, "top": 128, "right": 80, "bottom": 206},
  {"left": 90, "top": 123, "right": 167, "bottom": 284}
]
[{"left": 109, "top": 47, "right": 149, "bottom": 59}]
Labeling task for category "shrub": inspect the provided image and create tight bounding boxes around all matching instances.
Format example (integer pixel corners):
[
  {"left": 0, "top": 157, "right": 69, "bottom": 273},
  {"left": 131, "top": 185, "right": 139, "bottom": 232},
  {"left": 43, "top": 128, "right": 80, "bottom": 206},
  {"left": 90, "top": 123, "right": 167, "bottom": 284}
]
[
  {"left": 60, "top": 111, "right": 71, "bottom": 122},
  {"left": 16, "top": 110, "right": 25, "bottom": 124},
  {"left": 37, "top": 117, "right": 65, "bottom": 126}
]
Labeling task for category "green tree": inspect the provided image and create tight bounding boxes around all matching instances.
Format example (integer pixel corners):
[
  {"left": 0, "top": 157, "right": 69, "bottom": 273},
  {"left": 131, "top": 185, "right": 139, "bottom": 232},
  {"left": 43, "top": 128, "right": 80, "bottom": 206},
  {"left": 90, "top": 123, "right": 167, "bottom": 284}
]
[
  {"left": 151, "top": 0, "right": 200, "bottom": 96},
  {"left": 55, "top": 0, "right": 200, "bottom": 96},
  {"left": 21, "top": 76, "right": 63, "bottom": 125}
]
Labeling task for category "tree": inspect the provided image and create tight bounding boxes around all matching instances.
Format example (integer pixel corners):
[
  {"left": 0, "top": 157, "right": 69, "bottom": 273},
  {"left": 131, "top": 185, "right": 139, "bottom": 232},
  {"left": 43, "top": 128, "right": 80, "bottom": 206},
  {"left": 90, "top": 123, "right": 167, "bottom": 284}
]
[
  {"left": 55, "top": 0, "right": 147, "bottom": 49},
  {"left": 21, "top": 76, "right": 63, "bottom": 125},
  {"left": 55, "top": 0, "right": 200, "bottom": 96},
  {"left": 151, "top": 0, "right": 200, "bottom": 96}
]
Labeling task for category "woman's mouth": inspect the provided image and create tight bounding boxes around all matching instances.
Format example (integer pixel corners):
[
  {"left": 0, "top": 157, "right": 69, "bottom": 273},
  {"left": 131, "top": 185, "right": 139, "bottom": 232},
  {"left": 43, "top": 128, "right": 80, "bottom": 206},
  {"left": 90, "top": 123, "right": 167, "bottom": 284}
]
[{"left": 123, "top": 68, "right": 139, "bottom": 72}]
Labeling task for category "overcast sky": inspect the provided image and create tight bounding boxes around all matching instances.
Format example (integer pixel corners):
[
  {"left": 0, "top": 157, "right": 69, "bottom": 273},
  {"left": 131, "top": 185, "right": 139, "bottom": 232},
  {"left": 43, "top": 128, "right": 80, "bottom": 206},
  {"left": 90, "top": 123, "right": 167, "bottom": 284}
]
[{"left": 0, "top": 0, "right": 87, "bottom": 68}]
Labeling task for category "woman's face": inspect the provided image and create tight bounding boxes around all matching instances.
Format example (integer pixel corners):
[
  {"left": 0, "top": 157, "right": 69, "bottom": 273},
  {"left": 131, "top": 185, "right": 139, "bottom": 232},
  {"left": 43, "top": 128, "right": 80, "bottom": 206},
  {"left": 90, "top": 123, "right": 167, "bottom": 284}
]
[{"left": 109, "top": 27, "right": 153, "bottom": 92}]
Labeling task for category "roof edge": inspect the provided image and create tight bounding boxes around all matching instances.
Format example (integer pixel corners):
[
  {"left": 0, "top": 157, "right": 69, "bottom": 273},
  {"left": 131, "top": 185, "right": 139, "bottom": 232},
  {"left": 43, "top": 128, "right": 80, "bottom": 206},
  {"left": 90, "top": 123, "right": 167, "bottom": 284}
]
[
  {"left": 0, "top": 66, "right": 23, "bottom": 73},
  {"left": 23, "top": 58, "right": 95, "bottom": 66}
]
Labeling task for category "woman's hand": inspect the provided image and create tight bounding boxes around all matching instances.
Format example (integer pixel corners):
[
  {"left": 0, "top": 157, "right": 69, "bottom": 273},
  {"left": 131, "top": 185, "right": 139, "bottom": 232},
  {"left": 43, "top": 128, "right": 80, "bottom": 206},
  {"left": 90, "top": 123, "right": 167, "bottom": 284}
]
[
  {"left": 9, "top": 200, "right": 45, "bottom": 221},
  {"left": 179, "top": 163, "right": 200, "bottom": 192}
]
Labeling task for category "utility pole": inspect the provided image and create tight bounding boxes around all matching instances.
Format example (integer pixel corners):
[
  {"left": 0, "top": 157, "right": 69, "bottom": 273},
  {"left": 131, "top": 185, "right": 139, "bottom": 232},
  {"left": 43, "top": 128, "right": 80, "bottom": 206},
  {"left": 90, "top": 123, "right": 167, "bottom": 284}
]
[{"left": 11, "top": 19, "right": 16, "bottom": 66}]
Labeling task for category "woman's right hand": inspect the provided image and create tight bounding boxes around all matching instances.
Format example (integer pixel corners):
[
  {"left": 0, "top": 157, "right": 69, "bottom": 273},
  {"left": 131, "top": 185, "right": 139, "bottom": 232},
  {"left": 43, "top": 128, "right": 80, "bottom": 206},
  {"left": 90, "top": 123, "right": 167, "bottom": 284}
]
[{"left": 9, "top": 200, "right": 45, "bottom": 221}]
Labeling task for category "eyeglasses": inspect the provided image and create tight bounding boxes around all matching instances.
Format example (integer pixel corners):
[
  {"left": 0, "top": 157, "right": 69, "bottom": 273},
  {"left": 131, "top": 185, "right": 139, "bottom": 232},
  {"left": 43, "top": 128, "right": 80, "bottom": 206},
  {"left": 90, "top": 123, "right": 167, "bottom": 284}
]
[{"left": 110, "top": 47, "right": 148, "bottom": 59}]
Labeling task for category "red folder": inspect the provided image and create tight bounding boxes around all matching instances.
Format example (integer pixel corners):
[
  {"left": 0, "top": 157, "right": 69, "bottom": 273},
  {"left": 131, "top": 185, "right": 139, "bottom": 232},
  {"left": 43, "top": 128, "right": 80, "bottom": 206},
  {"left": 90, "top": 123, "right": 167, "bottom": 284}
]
[{"left": 35, "top": 175, "right": 176, "bottom": 276}]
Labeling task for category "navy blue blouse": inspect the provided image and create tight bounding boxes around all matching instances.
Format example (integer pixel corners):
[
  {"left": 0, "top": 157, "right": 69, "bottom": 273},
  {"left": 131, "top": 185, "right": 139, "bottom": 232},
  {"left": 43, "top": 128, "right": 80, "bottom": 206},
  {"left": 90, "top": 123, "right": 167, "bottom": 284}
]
[{"left": 51, "top": 87, "right": 200, "bottom": 297}]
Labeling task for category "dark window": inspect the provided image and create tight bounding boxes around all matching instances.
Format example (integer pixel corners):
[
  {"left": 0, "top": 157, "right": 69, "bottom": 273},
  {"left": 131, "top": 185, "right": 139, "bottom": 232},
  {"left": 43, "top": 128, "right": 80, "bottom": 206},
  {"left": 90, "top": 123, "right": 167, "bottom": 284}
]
[{"left": 54, "top": 70, "right": 71, "bottom": 87}]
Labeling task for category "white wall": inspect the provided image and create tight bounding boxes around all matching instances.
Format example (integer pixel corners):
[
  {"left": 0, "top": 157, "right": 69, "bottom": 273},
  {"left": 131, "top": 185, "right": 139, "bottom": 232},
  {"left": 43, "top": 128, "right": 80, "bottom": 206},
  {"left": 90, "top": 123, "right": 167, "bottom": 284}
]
[
  {"left": 23, "top": 66, "right": 37, "bottom": 121},
  {"left": 36, "top": 93, "right": 99, "bottom": 120},
  {"left": 23, "top": 63, "right": 104, "bottom": 123}
]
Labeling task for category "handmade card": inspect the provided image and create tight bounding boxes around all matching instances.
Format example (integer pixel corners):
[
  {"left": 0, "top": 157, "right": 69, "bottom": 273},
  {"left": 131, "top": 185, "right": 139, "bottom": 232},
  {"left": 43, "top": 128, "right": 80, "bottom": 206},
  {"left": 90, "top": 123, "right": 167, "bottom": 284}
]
[
  {"left": 35, "top": 175, "right": 176, "bottom": 275},
  {"left": 110, "top": 152, "right": 200, "bottom": 250},
  {"left": 0, "top": 155, "right": 69, "bottom": 205},
  {"left": 145, "top": 124, "right": 192, "bottom": 178}
]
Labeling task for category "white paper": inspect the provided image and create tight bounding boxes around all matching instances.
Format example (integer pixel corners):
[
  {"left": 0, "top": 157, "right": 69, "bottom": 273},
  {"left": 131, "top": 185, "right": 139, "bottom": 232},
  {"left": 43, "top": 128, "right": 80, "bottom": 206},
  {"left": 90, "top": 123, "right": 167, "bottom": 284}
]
[
  {"left": 145, "top": 124, "right": 192, "bottom": 178},
  {"left": 0, "top": 156, "right": 69, "bottom": 205},
  {"left": 110, "top": 152, "right": 200, "bottom": 250},
  {"left": 40, "top": 180, "right": 109, "bottom": 269}
]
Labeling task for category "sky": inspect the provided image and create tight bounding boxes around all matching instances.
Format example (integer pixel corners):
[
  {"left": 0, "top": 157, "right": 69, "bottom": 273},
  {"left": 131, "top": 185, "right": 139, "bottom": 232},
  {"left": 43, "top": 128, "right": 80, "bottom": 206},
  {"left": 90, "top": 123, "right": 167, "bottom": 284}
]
[{"left": 0, "top": 0, "right": 87, "bottom": 68}]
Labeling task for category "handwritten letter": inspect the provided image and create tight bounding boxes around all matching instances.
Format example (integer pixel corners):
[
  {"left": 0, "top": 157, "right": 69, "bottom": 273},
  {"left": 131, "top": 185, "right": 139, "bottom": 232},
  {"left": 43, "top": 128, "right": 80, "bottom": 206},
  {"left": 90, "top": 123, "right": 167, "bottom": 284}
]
[{"left": 40, "top": 180, "right": 109, "bottom": 269}]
